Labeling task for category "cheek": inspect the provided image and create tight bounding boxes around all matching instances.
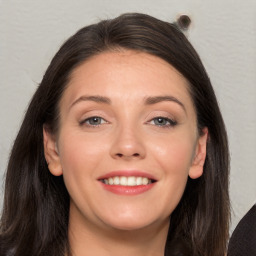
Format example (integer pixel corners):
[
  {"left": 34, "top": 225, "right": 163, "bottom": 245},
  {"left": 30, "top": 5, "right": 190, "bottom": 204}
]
[
  {"left": 151, "top": 134, "right": 195, "bottom": 175},
  {"left": 58, "top": 130, "right": 106, "bottom": 168},
  {"left": 57, "top": 131, "right": 110, "bottom": 195},
  {"left": 57, "top": 131, "right": 105, "bottom": 200},
  {"left": 149, "top": 134, "right": 195, "bottom": 208}
]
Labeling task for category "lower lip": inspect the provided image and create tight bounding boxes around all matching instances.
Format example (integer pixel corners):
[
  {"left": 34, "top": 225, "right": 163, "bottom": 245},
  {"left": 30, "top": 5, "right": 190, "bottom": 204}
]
[{"left": 99, "top": 182, "right": 155, "bottom": 195}]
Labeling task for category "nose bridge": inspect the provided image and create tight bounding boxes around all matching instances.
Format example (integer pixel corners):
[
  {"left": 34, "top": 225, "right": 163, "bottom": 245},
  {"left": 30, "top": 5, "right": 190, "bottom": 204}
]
[{"left": 110, "top": 119, "right": 146, "bottom": 159}]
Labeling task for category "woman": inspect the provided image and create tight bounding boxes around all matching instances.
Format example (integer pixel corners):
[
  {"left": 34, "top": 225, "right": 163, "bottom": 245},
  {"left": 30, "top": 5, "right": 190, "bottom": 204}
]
[{"left": 0, "top": 13, "right": 230, "bottom": 256}]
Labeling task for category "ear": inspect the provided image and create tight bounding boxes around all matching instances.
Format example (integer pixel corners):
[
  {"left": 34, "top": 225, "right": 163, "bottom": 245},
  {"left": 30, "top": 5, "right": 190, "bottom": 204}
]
[
  {"left": 189, "top": 127, "right": 208, "bottom": 179},
  {"left": 43, "top": 125, "right": 63, "bottom": 176}
]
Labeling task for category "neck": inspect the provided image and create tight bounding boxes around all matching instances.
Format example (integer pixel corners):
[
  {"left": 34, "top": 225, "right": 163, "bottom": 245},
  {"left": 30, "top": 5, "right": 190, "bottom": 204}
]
[{"left": 68, "top": 211, "right": 170, "bottom": 256}]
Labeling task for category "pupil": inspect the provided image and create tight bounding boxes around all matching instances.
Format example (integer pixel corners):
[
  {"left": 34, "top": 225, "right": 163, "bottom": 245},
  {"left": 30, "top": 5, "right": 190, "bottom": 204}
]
[
  {"left": 91, "top": 117, "right": 100, "bottom": 124},
  {"left": 156, "top": 118, "right": 166, "bottom": 125}
]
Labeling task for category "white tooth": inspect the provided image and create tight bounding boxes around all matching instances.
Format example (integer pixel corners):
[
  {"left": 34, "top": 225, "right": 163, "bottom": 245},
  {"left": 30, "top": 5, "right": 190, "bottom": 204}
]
[
  {"left": 104, "top": 179, "right": 109, "bottom": 185},
  {"left": 113, "top": 176, "right": 120, "bottom": 185},
  {"left": 127, "top": 176, "right": 136, "bottom": 186},
  {"left": 142, "top": 177, "right": 149, "bottom": 185},
  {"left": 108, "top": 177, "right": 114, "bottom": 185},
  {"left": 136, "top": 177, "right": 143, "bottom": 185},
  {"left": 120, "top": 176, "right": 127, "bottom": 186}
]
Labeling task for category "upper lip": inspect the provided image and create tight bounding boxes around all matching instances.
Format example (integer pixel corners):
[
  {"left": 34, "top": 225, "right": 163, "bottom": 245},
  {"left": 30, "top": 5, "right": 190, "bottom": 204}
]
[{"left": 97, "top": 170, "right": 157, "bottom": 181}]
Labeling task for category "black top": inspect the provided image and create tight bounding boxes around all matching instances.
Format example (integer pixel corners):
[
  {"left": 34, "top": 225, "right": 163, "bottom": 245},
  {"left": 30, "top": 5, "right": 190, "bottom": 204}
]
[{"left": 228, "top": 204, "right": 256, "bottom": 256}]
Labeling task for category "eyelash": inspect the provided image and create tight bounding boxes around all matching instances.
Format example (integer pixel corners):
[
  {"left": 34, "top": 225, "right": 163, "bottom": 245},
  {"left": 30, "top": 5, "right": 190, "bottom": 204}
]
[
  {"left": 79, "top": 116, "right": 107, "bottom": 127},
  {"left": 80, "top": 116, "right": 177, "bottom": 128},
  {"left": 148, "top": 116, "right": 177, "bottom": 128}
]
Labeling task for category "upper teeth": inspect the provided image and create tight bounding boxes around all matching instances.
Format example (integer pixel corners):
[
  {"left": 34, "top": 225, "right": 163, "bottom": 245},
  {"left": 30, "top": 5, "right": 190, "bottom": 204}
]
[{"left": 102, "top": 176, "right": 152, "bottom": 186}]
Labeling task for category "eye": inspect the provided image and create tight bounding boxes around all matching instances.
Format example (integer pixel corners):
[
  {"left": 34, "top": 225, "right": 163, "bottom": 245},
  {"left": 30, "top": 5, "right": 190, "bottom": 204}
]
[
  {"left": 149, "top": 117, "right": 177, "bottom": 127},
  {"left": 80, "top": 116, "right": 107, "bottom": 126}
]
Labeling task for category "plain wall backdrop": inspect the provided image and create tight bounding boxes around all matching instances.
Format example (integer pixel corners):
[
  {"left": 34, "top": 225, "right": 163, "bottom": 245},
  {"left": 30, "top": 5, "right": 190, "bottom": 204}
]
[{"left": 0, "top": 0, "right": 255, "bottom": 232}]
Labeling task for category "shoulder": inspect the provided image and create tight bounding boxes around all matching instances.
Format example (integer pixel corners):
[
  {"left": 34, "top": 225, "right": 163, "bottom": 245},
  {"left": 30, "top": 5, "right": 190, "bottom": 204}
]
[{"left": 228, "top": 204, "right": 256, "bottom": 255}]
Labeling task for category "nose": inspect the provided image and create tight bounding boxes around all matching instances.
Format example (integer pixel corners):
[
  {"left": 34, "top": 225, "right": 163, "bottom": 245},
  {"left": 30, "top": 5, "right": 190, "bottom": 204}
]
[{"left": 110, "top": 125, "right": 146, "bottom": 160}]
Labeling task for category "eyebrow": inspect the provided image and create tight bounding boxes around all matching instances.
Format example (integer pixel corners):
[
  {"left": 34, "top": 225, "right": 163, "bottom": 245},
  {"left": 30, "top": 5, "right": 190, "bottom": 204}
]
[
  {"left": 69, "top": 95, "right": 186, "bottom": 113},
  {"left": 70, "top": 95, "right": 111, "bottom": 110},
  {"left": 144, "top": 96, "right": 186, "bottom": 113}
]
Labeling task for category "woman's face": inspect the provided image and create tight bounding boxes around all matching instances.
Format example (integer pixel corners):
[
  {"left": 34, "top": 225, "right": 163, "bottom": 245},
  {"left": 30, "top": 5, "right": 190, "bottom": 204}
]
[{"left": 44, "top": 50, "right": 207, "bottom": 232}]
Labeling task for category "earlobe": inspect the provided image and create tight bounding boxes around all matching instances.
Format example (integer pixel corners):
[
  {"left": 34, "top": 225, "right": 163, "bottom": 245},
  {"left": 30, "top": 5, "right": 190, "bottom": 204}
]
[
  {"left": 189, "top": 127, "right": 208, "bottom": 179},
  {"left": 43, "top": 125, "right": 63, "bottom": 176}
]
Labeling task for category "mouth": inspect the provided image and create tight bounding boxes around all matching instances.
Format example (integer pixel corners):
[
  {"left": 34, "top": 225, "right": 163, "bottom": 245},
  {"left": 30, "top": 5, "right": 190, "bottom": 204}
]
[
  {"left": 99, "top": 176, "right": 156, "bottom": 186},
  {"left": 97, "top": 171, "right": 157, "bottom": 195}
]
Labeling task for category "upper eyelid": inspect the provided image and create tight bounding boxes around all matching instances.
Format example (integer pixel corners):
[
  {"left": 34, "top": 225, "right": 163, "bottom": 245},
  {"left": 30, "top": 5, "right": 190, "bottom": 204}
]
[
  {"left": 79, "top": 116, "right": 177, "bottom": 128},
  {"left": 149, "top": 115, "right": 176, "bottom": 121},
  {"left": 79, "top": 116, "right": 108, "bottom": 126},
  {"left": 146, "top": 111, "right": 176, "bottom": 121},
  {"left": 148, "top": 116, "right": 177, "bottom": 124},
  {"left": 78, "top": 110, "right": 110, "bottom": 121},
  {"left": 78, "top": 110, "right": 178, "bottom": 123}
]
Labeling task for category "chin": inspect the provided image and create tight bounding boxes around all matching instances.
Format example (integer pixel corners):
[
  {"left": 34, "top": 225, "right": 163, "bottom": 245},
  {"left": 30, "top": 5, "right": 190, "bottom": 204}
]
[
  {"left": 100, "top": 212, "right": 164, "bottom": 232},
  {"left": 107, "top": 221, "right": 152, "bottom": 231}
]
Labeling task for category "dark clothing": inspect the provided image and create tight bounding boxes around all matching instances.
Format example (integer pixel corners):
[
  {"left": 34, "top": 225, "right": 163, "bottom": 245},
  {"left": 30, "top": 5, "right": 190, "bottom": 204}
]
[{"left": 228, "top": 204, "right": 256, "bottom": 256}]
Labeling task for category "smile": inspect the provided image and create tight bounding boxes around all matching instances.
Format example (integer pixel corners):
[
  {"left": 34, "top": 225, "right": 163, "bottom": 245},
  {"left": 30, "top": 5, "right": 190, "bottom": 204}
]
[
  {"left": 97, "top": 171, "right": 157, "bottom": 195},
  {"left": 100, "top": 176, "right": 154, "bottom": 186}
]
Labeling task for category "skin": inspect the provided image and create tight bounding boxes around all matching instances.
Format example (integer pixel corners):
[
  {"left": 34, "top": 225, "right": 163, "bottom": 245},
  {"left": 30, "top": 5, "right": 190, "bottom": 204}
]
[{"left": 44, "top": 50, "right": 208, "bottom": 256}]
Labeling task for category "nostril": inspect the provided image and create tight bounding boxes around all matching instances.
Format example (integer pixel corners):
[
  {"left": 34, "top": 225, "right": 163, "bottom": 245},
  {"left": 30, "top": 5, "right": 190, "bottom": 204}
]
[{"left": 115, "top": 152, "right": 140, "bottom": 158}]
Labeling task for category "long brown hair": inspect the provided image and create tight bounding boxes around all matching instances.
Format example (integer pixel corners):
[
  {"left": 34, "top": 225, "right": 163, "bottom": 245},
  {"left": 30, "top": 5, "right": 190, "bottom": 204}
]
[{"left": 0, "top": 13, "right": 230, "bottom": 256}]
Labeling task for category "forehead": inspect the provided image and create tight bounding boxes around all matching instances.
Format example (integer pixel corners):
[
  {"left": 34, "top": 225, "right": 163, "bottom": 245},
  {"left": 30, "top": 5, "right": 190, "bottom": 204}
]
[{"left": 61, "top": 50, "right": 194, "bottom": 111}]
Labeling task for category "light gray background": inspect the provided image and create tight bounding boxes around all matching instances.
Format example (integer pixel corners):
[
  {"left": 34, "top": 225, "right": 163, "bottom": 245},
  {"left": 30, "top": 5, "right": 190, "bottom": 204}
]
[{"left": 0, "top": 0, "right": 255, "bottom": 232}]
